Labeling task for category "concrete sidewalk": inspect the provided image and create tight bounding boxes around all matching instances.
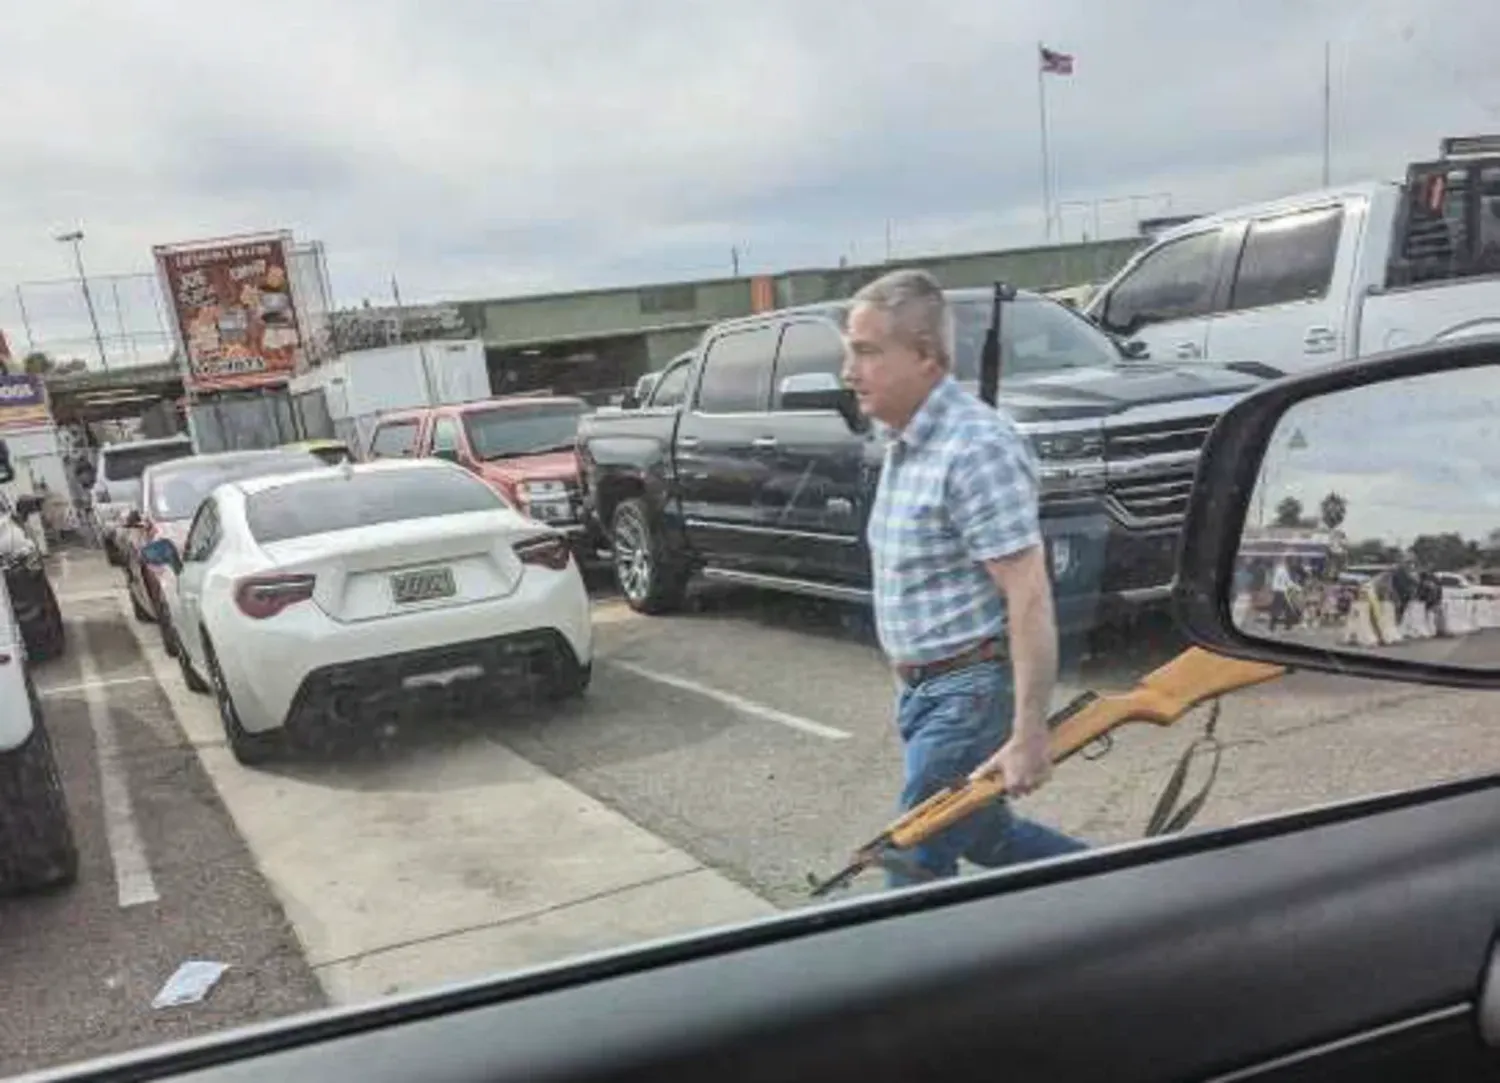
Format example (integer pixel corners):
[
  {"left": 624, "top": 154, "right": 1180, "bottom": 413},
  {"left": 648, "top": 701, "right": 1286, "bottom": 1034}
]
[{"left": 68, "top": 548, "right": 776, "bottom": 1007}]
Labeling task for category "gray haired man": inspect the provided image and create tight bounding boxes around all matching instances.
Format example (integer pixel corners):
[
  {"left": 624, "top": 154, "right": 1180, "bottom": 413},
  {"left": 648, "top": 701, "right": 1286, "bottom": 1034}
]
[{"left": 841, "top": 268, "right": 1086, "bottom": 887}]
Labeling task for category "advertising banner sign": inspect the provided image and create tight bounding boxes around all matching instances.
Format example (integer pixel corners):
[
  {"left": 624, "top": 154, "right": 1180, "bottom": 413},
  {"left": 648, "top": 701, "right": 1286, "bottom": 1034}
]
[
  {"left": 0, "top": 374, "right": 52, "bottom": 430},
  {"left": 154, "top": 231, "right": 305, "bottom": 392}
]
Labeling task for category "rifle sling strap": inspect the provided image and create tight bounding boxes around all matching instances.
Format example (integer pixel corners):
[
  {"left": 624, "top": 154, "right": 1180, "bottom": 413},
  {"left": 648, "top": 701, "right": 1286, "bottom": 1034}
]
[{"left": 1144, "top": 699, "right": 1225, "bottom": 838}]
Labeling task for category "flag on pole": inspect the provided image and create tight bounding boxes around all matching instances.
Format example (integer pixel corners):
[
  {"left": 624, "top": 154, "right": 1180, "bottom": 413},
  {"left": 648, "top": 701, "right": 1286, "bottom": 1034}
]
[{"left": 1039, "top": 45, "right": 1074, "bottom": 75}]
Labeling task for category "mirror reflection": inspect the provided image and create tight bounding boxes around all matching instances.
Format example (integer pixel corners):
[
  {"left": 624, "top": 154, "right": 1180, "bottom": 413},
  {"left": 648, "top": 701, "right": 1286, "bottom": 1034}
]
[{"left": 1232, "top": 363, "right": 1500, "bottom": 669}]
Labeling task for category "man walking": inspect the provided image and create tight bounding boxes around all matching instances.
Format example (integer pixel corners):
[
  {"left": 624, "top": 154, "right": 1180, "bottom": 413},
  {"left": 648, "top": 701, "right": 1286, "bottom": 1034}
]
[{"left": 841, "top": 269, "right": 1087, "bottom": 889}]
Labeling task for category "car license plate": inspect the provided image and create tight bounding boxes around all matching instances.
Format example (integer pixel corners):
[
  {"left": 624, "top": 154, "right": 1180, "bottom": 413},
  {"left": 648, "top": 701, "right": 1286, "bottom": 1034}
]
[{"left": 390, "top": 567, "right": 456, "bottom": 605}]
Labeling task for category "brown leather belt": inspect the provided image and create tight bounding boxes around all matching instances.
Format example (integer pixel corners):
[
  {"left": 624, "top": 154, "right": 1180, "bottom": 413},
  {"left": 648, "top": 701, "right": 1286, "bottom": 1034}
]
[{"left": 895, "top": 637, "right": 1006, "bottom": 687}]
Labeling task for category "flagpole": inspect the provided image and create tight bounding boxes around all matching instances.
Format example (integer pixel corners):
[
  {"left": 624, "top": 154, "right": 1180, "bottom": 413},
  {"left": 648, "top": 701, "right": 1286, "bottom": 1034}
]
[
  {"left": 1037, "top": 42, "right": 1053, "bottom": 242},
  {"left": 1321, "top": 41, "right": 1332, "bottom": 186}
]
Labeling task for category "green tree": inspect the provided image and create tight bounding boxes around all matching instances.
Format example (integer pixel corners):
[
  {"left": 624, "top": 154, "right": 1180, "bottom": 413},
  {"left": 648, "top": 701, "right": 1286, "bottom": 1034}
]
[
  {"left": 22, "top": 351, "right": 52, "bottom": 375},
  {"left": 1274, "top": 496, "right": 1304, "bottom": 528},
  {"left": 1410, "top": 533, "right": 1473, "bottom": 572},
  {"left": 1319, "top": 491, "right": 1347, "bottom": 531}
]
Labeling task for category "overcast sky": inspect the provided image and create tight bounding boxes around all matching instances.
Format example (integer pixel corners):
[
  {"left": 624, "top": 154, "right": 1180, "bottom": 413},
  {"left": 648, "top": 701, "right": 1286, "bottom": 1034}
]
[
  {"left": 3, "top": 0, "right": 1499, "bottom": 363},
  {"left": 1253, "top": 365, "right": 1500, "bottom": 544}
]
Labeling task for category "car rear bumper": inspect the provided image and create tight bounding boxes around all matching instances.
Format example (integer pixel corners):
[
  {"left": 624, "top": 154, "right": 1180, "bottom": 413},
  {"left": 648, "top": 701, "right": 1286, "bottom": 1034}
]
[{"left": 216, "top": 565, "right": 593, "bottom": 735}]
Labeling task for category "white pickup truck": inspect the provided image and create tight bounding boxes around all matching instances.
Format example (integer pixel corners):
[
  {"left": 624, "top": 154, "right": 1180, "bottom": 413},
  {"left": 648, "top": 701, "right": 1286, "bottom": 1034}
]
[{"left": 1085, "top": 134, "right": 1500, "bottom": 375}]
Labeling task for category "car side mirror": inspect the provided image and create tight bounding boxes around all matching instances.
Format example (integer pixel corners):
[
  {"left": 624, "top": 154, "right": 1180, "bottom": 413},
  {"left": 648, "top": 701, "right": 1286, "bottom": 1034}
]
[
  {"left": 0, "top": 439, "right": 12, "bottom": 485},
  {"left": 1119, "top": 339, "right": 1150, "bottom": 360},
  {"left": 140, "top": 537, "right": 182, "bottom": 574},
  {"left": 1173, "top": 342, "right": 1500, "bottom": 689},
  {"left": 779, "top": 372, "right": 867, "bottom": 434}
]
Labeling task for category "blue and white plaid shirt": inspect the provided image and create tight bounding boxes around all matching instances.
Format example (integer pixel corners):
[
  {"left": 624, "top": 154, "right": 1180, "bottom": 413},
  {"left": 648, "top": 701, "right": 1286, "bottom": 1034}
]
[{"left": 867, "top": 376, "right": 1042, "bottom": 665}]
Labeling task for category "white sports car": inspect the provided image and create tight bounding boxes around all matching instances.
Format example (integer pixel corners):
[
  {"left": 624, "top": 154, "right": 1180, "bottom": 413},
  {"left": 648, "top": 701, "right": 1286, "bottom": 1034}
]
[{"left": 142, "top": 458, "right": 593, "bottom": 764}]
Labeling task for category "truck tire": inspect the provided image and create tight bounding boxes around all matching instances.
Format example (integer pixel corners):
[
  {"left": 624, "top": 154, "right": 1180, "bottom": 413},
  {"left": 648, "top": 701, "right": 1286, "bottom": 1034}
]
[
  {"left": 0, "top": 679, "right": 79, "bottom": 894},
  {"left": 610, "top": 498, "right": 689, "bottom": 614}
]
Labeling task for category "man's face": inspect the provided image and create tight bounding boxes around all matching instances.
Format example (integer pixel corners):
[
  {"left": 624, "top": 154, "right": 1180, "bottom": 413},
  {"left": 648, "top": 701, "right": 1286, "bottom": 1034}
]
[{"left": 840, "top": 302, "right": 943, "bottom": 429}]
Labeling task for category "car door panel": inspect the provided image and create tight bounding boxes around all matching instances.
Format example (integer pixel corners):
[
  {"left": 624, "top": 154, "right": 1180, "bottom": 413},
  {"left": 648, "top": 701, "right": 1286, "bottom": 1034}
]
[
  {"left": 676, "top": 324, "right": 778, "bottom": 568},
  {"left": 72, "top": 776, "right": 1500, "bottom": 1083}
]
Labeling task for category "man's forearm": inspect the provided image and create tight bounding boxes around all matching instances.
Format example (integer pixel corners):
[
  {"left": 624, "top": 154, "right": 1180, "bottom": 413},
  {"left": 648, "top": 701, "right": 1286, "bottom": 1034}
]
[{"left": 1001, "top": 556, "right": 1059, "bottom": 737}]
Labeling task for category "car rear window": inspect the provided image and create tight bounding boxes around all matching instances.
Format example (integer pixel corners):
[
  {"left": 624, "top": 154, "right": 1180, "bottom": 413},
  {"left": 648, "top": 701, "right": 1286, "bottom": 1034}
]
[
  {"left": 244, "top": 466, "right": 503, "bottom": 544},
  {"left": 100, "top": 441, "right": 193, "bottom": 482}
]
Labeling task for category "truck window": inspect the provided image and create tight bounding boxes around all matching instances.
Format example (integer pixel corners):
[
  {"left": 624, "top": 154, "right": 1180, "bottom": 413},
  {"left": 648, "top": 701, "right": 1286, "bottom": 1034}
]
[
  {"left": 648, "top": 359, "right": 693, "bottom": 407},
  {"left": 695, "top": 326, "right": 776, "bottom": 413},
  {"left": 772, "top": 321, "right": 844, "bottom": 408},
  {"left": 369, "top": 420, "right": 419, "bottom": 458},
  {"left": 1227, "top": 206, "right": 1343, "bottom": 311},
  {"left": 1391, "top": 165, "right": 1471, "bottom": 286},
  {"left": 1100, "top": 228, "right": 1224, "bottom": 333}
]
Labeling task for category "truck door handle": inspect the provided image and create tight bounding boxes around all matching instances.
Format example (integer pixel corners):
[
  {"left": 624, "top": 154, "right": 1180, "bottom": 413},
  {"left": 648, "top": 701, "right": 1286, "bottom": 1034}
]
[
  {"left": 1303, "top": 326, "right": 1337, "bottom": 352},
  {"left": 751, "top": 436, "right": 778, "bottom": 451},
  {"left": 678, "top": 436, "right": 701, "bottom": 449}
]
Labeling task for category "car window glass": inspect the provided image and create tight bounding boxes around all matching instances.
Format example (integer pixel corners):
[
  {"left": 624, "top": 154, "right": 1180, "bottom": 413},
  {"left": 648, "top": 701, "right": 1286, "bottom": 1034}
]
[
  {"left": 949, "top": 297, "right": 1120, "bottom": 380},
  {"left": 182, "top": 500, "right": 219, "bottom": 562},
  {"left": 772, "top": 322, "right": 844, "bottom": 407},
  {"left": 245, "top": 467, "right": 503, "bottom": 544},
  {"left": 1102, "top": 229, "right": 1224, "bottom": 330},
  {"left": 369, "top": 421, "right": 419, "bottom": 458},
  {"left": 99, "top": 441, "right": 193, "bottom": 483},
  {"left": 430, "top": 418, "right": 462, "bottom": 456},
  {"left": 695, "top": 326, "right": 776, "bottom": 413},
  {"left": 462, "top": 403, "right": 585, "bottom": 460},
  {"left": 1228, "top": 206, "right": 1343, "bottom": 311},
  {"left": 148, "top": 454, "right": 321, "bottom": 521},
  {"left": 648, "top": 359, "right": 693, "bottom": 407}
]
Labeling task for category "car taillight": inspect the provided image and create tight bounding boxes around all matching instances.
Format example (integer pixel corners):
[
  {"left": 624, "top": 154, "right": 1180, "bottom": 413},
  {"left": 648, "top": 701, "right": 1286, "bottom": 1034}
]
[
  {"left": 513, "top": 535, "right": 571, "bottom": 571},
  {"left": 234, "top": 573, "right": 317, "bottom": 619}
]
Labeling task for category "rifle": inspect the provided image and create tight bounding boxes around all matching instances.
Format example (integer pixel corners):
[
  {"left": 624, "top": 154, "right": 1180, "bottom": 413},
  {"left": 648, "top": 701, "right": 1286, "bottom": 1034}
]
[
  {"left": 977, "top": 281, "right": 1017, "bottom": 407},
  {"left": 806, "top": 646, "right": 1286, "bottom": 897}
]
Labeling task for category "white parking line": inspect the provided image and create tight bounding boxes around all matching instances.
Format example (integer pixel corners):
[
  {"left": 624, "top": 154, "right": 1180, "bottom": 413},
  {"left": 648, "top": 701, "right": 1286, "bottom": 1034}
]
[
  {"left": 38, "top": 674, "right": 155, "bottom": 698},
  {"left": 74, "top": 619, "right": 160, "bottom": 908},
  {"left": 607, "top": 659, "right": 851, "bottom": 740}
]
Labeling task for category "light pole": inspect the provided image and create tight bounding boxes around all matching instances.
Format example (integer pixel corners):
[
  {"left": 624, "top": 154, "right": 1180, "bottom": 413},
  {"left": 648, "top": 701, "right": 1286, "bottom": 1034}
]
[{"left": 55, "top": 229, "right": 109, "bottom": 371}]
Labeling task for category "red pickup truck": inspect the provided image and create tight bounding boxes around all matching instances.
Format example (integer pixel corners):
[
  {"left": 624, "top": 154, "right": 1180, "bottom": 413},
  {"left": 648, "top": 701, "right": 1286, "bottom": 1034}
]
[{"left": 366, "top": 395, "right": 606, "bottom": 562}]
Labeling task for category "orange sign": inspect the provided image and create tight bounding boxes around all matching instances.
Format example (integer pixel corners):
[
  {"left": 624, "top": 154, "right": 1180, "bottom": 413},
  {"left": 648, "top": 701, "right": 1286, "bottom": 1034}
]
[
  {"left": 155, "top": 231, "right": 304, "bottom": 392},
  {"left": 750, "top": 275, "right": 775, "bottom": 313}
]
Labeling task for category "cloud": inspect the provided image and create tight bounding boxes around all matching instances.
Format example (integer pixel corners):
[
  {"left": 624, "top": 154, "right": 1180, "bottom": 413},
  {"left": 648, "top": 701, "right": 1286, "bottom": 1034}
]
[
  {"left": 1250, "top": 364, "right": 1500, "bottom": 542},
  {"left": 1, "top": 0, "right": 1498, "bottom": 366}
]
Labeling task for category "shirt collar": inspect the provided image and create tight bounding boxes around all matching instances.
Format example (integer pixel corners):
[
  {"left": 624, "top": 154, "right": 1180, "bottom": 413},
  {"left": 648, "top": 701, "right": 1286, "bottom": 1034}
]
[{"left": 889, "top": 376, "right": 957, "bottom": 450}]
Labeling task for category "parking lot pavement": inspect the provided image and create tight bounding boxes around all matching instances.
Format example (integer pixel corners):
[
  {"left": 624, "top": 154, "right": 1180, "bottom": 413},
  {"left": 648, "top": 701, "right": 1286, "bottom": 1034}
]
[
  {"left": 0, "top": 591, "right": 324, "bottom": 1079},
  {"left": 19, "top": 549, "right": 1498, "bottom": 1074},
  {"left": 508, "top": 584, "right": 1500, "bottom": 908}
]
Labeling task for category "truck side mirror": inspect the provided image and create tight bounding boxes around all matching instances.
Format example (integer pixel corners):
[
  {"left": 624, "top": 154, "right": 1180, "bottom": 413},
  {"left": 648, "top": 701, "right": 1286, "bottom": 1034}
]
[
  {"left": 0, "top": 439, "right": 13, "bottom": 485},
  {"left": 779, "top": 373, "right": 867, "bottom": 433}
]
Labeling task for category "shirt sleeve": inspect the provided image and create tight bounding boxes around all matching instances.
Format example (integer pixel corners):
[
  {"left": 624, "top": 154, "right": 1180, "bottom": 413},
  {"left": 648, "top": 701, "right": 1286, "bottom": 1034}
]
[{"left": 946, "top": 429, "right": 1043, "bottom": 563}]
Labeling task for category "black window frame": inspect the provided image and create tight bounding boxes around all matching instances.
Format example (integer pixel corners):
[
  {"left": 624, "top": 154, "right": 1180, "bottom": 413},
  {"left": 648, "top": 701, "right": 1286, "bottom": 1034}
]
[{"left": 646, "top": 356, "right": 694, "bottom": 408}]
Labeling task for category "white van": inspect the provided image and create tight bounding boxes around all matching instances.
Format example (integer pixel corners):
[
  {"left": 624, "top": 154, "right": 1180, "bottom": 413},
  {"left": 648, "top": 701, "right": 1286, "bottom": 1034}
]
[
  {"left": 1085, "top": 134, "right": 1500, "bottom": 375},
  {"left": 90, "top": 435, "right": 193, "bottom": 565}
]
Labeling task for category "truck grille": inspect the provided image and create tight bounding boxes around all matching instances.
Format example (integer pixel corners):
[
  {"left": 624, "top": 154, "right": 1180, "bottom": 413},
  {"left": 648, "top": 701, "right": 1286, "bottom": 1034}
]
[
  {"left": 1107, "top": 474, "right": 1196, "bottom": 524},
  {"left": 1104, "top": 416, "right": 1217, "bottom": 460}
]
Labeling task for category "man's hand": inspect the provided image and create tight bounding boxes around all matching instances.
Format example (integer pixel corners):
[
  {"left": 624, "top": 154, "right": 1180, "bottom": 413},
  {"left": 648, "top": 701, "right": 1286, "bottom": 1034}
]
[{"left": 971, "top": 723, "right": 1052, "bottom": 796}]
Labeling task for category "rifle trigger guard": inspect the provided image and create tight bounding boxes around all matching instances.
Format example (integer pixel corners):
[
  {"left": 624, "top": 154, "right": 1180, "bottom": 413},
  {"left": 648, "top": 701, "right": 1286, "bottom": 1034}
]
[{"left": 1082, "top": 732, "right": 1114, "bottom": 760}]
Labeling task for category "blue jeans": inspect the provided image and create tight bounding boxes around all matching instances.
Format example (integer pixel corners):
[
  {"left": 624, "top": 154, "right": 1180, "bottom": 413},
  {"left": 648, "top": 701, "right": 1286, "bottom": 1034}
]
[{"left": 886, "top": 659, "right": 1087, "bottom": 889}]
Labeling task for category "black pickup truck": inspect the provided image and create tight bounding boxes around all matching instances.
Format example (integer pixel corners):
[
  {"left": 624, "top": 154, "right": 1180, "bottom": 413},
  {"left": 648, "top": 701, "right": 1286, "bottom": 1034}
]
[{"left": 575, "top": 288, "right": 1265, "bottom": 635}]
